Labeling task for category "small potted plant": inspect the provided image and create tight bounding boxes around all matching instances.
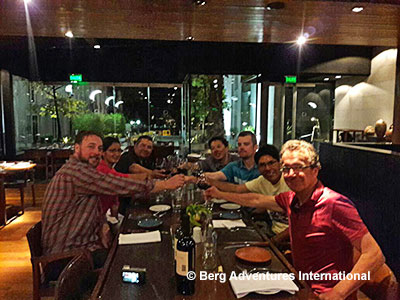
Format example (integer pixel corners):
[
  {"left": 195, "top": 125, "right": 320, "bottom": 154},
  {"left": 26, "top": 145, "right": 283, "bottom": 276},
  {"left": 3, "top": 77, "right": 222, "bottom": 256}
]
[{"left": 186, "top": 204, "right": 211, "bottom": 228}]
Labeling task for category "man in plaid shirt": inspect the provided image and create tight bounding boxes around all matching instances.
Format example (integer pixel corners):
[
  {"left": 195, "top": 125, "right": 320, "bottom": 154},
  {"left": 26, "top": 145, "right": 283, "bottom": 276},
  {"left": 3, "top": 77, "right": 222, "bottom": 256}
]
[{"left": 41, "top": 131, "right": 184, "bottom": 271}]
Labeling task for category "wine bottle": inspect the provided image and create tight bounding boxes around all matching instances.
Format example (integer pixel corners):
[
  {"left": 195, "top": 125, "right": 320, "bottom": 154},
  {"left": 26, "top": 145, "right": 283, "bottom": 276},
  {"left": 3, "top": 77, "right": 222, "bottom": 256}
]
[
  {"left": 173, "top": 210, "right": 186, "bottom": 263},
  {"left": 176, "top": 214, "right": 195, "bottom": 295}
]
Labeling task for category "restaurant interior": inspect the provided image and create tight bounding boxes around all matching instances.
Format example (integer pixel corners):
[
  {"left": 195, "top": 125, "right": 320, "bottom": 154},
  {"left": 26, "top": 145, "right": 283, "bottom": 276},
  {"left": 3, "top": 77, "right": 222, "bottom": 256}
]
[{"left": 0, "top": 0, "right": 399, "bottom": 299}]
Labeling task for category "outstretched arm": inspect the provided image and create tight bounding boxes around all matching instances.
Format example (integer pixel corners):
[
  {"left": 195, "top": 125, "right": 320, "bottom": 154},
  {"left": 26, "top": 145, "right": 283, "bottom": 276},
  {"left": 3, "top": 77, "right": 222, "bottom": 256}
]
[
  {"left": 207, "top": 177, "right": 249, "bottom": 193},
  {"left": 205, "top": 186, "right": 284, "bottom": 212}
]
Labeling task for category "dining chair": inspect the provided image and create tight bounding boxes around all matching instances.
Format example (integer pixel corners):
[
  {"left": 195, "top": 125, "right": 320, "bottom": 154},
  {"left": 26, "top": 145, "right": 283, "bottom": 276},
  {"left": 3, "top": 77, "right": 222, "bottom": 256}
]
[
  {"left": 26, "top": 221, "right": 89, "bottom": 300},
  {"left": 4, "top": 168, "right": 35, "bottom": 210},
  {"left": 54, "top": 251, "right": 97, "bottom": 300},
  {"left": 23, "top": 149, "right": 51, "bottom": 180},
  {"left": 354, "top": 248, "right": 399, "bottom": 300},
  {"left": 50, "top": 149, "right": 72, "bottom": 177}
]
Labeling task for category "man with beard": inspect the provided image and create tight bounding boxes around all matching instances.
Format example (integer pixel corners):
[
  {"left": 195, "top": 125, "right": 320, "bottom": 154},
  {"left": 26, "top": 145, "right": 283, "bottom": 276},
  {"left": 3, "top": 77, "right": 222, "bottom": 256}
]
[
  {"left": 205, "top": 131, "right": 259, "bottom": 184},
  {"left": 206, "top": 140, "right": 385, "bottom": 300},
  {"left": 41, "top": 131, "right": 184, "bottom": 274}
]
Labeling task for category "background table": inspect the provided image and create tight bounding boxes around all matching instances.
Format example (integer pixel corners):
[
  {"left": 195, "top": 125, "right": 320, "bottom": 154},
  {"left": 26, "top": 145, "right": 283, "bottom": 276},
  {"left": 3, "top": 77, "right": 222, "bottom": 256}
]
[{"left": 0, "top": 162, "right": 36, "bottom": 226}]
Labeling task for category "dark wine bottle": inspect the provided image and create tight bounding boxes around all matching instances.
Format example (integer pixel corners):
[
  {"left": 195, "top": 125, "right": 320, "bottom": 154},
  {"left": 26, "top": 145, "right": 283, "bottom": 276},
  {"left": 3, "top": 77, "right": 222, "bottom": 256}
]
[
  {"left": 173, "top": 210, "right": 186, "bottom": 263},
  {"left": 176, "top": 214, "right": 195, "bottom": 295}
]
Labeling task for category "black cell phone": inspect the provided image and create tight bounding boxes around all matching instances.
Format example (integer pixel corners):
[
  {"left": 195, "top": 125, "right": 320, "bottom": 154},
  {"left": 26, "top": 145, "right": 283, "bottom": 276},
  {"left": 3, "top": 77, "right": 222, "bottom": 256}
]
[{"left": 121, "top": 265, "right": 146, "bottom": 284}]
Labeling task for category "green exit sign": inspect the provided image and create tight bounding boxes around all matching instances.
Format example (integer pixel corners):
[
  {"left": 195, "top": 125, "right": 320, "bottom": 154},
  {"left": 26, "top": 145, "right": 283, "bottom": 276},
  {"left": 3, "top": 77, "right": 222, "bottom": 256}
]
[
  {"left": 285, "top": 75, "right": 297, "bottom": 84},
  {"left": 70, "top": 74, "right": 82, "bottom": 82}
]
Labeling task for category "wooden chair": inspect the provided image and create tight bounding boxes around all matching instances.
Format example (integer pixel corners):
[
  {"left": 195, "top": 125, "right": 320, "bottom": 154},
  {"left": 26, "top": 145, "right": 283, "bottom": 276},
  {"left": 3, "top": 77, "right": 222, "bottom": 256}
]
[
  {"left": 26, "top": 221, "right": 89, "bottom": 300},
  {"left": 23, "top": 149, "right": 51, "bottom": 180},
  {"left": 50, "top": 149, "right": 72, "bottom": 177},
  {"left": 354, "top": 249, "right": 399, "bottom": 300},
  {"left": 4, "top": 168, "right": 35, "bottom": 210},
  {"left": 55, "top": 251, "right": 97, "bottom": 300}
]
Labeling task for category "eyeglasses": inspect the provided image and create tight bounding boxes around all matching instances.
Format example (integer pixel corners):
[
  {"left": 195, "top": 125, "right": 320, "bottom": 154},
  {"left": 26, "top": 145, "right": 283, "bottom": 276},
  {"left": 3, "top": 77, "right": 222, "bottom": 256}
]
[
  {"left": 280, "top": 165, "right": 314, "bottom": 174},
  {"left": 258, "top": 160, "right": 278, "bottom": 168}
]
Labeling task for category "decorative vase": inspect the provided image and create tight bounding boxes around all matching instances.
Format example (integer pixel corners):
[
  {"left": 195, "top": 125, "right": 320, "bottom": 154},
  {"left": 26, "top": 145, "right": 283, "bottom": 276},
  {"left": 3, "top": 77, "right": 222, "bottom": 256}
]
[
  {"left": 385, "top": 124, "right": 393, "bottom": 142},
  {"left": 375, "top": 119, "right": 387, "bottom": 142}
]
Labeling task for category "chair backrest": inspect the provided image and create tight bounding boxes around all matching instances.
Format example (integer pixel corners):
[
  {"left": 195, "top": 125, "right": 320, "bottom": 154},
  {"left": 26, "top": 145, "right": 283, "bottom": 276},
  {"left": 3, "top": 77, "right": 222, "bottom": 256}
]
[
  {"left": 23, "top": 149, "right": 49, "bottom": 165},
  {"left": 26, "top": 221, "right": 43, "bottom": 258},
  {"left": 55, "top": 252, "right": 95, "bottom": 300}
]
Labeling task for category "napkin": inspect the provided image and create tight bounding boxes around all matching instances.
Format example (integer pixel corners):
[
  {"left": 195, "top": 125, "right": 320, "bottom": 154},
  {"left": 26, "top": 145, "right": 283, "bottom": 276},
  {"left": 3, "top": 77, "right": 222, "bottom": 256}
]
[
  {"left": 106, "top": 209, "right": 124, "bottom": 225},
  {"left": 118, "top": 230, "right": 161, "bottom": 245},
  {"left": 229, "top": 272, "right": 299, "bottom": 298},
  {"left": 212, "top": 219, "right": 246, "bottom": 229}
]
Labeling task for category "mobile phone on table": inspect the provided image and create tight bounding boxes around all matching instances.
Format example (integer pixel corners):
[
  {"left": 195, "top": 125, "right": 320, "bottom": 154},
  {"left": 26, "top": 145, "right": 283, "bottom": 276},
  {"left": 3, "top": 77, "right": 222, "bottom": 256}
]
[{"left": 121, "top": 265, "right": 146, "bottom": 284}]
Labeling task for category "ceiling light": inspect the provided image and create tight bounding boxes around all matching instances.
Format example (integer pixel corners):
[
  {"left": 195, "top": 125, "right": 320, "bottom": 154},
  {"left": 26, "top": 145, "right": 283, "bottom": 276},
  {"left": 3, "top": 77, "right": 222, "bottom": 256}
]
[
  {"left": 186, "top": 36, "right": 194, "bottom": 41},
  {"left": 94, "top": 44, "right": 101, "bottom": 49},
  {"left": 352, "top": 6, "right": 364, "bottom": 13},
  {"left": 194, "top": 0, "right": 206, "bottom": 5},
  {"left": 65, "top": 31, "right": 74, "bottom": 38},
  {"left": 296, "top": 35, "right": 307, "bottom": 45},
  {"left": 324, "top": 77, "right": 329, "bottom": 81},
  {"left": 335, "top": 75, "right": 342, "bottom": 79},
  {"left": 266, "top": 2, "right": 285, "bottom": 10}
]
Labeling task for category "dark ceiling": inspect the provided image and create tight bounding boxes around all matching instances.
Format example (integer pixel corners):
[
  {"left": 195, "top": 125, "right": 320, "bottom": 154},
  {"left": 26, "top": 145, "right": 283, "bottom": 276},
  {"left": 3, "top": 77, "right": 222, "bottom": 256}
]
[
  {"left": 0, "top": 0, "right": 396, "bottom": 83},
  {"left": 0, "top": 36, "right": 373, "bottom": 83}
]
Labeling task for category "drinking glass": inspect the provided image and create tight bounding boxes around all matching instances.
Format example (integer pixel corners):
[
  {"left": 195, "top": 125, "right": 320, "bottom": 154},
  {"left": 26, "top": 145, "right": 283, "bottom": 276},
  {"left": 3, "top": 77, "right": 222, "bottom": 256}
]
[{"left": 172, "top": 188, "right": 183, "bottom": 210}]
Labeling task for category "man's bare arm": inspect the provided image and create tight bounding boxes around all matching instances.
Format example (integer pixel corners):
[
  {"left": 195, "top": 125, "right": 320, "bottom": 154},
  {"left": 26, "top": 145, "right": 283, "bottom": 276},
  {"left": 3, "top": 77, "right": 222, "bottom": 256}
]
[
  {"left": 205, "top": 186, "right": 284, "bottom": 212},
  {"left": 319, "top": 233, "right": 385, "bottom": 300},
  {"left": 207, "top": 177, "right": 249, "bottom": 193},
  {"left": 204, "top": 171, "right": 227, "bottom": 182}
]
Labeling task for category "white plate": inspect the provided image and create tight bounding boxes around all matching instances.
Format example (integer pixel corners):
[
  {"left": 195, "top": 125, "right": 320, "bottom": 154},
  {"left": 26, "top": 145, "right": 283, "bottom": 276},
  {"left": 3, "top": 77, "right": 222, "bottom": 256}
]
[
  {"left": 149, "top": 204, "right": 171, "bottom": 212},
  {"left": 220, "top": 203, "right": 241, "bottom": 210},
  {"left": 211, "top": 198, "right": 227, "bottom": 204}
]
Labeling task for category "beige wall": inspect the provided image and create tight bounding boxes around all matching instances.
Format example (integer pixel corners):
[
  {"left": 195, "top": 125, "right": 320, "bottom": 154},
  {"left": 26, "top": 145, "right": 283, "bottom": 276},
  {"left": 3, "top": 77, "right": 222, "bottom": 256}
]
[{"left": 334, "top": 48, "right": 397, "bottom": 139}]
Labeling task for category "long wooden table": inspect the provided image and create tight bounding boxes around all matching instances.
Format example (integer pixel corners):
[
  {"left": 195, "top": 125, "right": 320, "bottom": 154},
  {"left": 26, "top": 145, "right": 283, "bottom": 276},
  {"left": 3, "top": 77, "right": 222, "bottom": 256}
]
[{"left": 91, "top": 191, "right": 316, "bottom": 299}]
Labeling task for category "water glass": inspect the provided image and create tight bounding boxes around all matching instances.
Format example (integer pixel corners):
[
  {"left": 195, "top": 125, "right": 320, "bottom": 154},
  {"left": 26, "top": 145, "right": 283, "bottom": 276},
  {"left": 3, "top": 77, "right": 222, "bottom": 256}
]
[
  {"left": 202, "top": 239, "right": 218, "bottom": 270},
  {"left": 172, "top": 188, "right": 183, "bottom": 210}
]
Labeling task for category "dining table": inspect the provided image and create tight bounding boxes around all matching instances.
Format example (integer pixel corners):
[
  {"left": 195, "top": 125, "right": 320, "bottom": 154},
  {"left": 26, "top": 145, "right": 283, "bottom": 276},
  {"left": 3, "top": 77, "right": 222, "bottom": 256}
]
[
  {"left": 91, "top": 187, "right": 317, "bottom": 300},
  {"left": 0, "top": 161, "right": 36, "bottom": 226}
]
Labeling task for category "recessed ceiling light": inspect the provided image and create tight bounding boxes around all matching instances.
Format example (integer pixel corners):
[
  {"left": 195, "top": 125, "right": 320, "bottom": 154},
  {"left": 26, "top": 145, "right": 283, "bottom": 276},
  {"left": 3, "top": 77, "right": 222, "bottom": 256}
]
[
  {"left": 94, "top": 44, "right": 101, "bottom": 49},
  {"left": 296, "top": 35, "right": 307, "bottom": 45},
  {"left": 186, "top": 36, "right": 194, "bottom": 41},
  {"left": 324, "top": 77, "right": 329, "bottom": 81},
  {"left": 352, "top": 6, "right": 364, "bottom": 13},
  {"left": 335, "top": 75, "right": 342, "bottom": 79},
  {"left": 65, "top": 31, "right": 74, "bottom": 38},
  {"left": 266, "top": 2, "right": 285, "bottom": 10},
  {"left": 194, "top": 0, "right": 206, "bottom": 6}
]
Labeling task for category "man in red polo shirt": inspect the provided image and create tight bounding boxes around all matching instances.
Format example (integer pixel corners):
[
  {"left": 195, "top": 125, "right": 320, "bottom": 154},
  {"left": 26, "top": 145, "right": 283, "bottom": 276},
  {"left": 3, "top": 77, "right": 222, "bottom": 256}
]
[{"left": 206, "top": 140, "right": 385, "bottom": 300}]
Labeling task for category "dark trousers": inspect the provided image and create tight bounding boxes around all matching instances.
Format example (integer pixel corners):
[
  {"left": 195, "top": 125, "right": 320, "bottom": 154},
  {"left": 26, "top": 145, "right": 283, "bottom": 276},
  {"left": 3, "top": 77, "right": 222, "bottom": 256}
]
[{"left": 45, "top": 248, "right": 109, "bottom": 282}]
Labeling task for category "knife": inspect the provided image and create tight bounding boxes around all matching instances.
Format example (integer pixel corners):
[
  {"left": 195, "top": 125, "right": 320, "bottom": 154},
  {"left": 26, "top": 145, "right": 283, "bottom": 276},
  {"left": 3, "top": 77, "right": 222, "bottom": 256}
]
[{"left": 223, "top": 241, "right": 269, "bottom": 249}]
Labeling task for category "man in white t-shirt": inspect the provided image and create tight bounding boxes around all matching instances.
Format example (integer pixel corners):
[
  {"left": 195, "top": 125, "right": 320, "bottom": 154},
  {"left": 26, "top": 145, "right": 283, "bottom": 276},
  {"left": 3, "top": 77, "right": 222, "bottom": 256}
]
[{"left": 207, "top": 145, "right": 290, "bottom": 240}]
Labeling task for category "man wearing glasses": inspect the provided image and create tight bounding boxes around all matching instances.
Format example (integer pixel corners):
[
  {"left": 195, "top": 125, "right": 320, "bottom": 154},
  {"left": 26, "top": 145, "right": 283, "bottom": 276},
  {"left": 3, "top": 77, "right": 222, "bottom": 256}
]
[
  {"left": 206, "top": 140, "right": 385, "bottom": 300},
  {"left": 207, "top": 145, "right": 290, "bottom": 242}
]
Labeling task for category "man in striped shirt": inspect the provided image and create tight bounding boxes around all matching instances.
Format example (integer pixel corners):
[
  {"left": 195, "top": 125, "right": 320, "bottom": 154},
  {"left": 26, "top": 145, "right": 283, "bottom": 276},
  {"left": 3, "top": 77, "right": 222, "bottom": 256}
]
[{"left": 41, "top": 131, "right": 184, "bottom": 272}]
